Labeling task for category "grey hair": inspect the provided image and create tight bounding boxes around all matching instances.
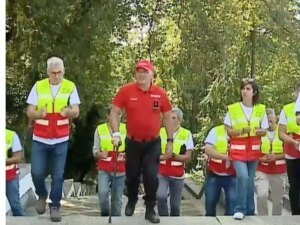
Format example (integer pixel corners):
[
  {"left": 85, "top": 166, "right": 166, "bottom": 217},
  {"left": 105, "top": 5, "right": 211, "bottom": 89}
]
[
  {"left": 47, "top": 57, "right": 65, "bottom": 74},
  {"left": 172, "top": 107, "right": 183, "bottom": 121},
  {"left": 266, "top": 108, "right": 275, "bottom": 116}
]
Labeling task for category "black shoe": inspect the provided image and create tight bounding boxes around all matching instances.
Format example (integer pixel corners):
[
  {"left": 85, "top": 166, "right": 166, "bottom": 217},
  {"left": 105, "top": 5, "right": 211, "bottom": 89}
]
[
  {"left": 125, "top": 201, "right": 136, "bottom": 216},
  {"left": 145, "top": 207, "right": 160, "bottom": 223}
]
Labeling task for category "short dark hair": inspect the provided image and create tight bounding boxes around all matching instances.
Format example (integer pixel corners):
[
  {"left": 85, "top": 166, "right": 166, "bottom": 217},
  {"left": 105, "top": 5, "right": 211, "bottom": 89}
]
[{"left": 239, "top": 78, "right": 260, "bottom": 105}]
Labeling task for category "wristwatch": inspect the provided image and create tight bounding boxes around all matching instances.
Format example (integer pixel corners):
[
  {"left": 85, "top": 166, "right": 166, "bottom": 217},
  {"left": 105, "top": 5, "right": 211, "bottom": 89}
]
[{"left": 167, "top": 138, "right": 174, "bottom": 143}]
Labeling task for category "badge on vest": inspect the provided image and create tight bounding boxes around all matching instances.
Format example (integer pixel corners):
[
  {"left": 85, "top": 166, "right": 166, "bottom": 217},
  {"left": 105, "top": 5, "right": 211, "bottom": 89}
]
[{"left": 153, "top": 101, "right": 159, "bottom": 110}]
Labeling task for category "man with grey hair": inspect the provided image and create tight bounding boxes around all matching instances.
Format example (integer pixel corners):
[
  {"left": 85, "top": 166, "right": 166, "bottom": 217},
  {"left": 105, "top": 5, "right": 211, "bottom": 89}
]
[
  {"left": 255, "top": 108, "right": 286, "bottom": 215},
  {"left": 26, "top": 56, "right": 80, "bottom": 222},
  {"left": 157, "top": 107, "right": 194, "bottom": 216}
]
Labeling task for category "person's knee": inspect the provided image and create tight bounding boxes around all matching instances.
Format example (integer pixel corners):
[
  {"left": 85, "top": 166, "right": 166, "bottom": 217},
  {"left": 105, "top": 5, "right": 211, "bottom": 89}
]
[{"left": 157, "top": 192, "right": 168, "bottom": 202}]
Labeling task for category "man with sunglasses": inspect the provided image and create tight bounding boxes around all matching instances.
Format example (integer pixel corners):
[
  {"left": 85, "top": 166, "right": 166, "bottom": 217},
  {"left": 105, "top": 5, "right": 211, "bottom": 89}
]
[
  {"left": 110, "top": 59, "right": 173, "bottom": 223},
  {"left": 26, "top": 56, "right": 80, "bottom": 222}
]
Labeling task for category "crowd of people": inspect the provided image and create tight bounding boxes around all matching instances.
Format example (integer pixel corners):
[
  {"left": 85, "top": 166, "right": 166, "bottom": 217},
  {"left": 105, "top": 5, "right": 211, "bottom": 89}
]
[{"left": 6, "top": 57, "right": 300, "bottom": 223}]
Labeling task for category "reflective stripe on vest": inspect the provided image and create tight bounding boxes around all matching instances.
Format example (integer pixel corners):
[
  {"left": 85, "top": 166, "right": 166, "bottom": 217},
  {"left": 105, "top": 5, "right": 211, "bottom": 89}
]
[
  {"left": 6, "top": 129, "right": 18, "bottom": 181},
  {"left": 159, "top": 127, "right": 190, "bottom": 177},
  {"left": 96, "top": 123, "right": 126, "bottom": 172},
  {"left": 228, "top": 103, "right": 265, "bottom": 161},
  {"left": 33, "top": 78, "right": 75, "bottom": 138},
  {"left": 283, "top": 103, "right": 300, "bottom": 158},
  {"left": 228, "top": 103, "right": 265, "bottom": 137},
  {"left": 207, "top": 125, "right": 235, "bottom": 175},
  {"left": 258, "top": 127, "right": 285, "bottom": 174}
]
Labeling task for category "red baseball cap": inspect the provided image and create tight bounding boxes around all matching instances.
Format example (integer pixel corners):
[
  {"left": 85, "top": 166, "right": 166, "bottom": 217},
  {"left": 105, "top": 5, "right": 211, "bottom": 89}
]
[{"left": 135, "top": 59, "right": 154, "bottom": 72}]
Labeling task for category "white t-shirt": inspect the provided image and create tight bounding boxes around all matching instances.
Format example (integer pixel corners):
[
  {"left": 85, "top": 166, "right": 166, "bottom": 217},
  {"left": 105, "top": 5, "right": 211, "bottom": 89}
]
[
  {"left": 224, "top": 102, "right": 269, "bottom": 129},
  {"left": 204, "top": 127, "right": 231, "bottom": 176},
  {"left": 26, "top": 81, "right": 81, "bottom": 145},
  {"left": 12, "top": 133, "right": 22, "bottom": 153},
  {"left": 295, "top": 93, "right": 300, "bottom": 113}
]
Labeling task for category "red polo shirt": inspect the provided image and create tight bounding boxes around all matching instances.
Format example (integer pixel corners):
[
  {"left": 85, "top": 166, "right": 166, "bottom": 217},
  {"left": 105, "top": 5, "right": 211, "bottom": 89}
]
[{"left": 113, "top": 82, "right": 172, "bottom": 140}]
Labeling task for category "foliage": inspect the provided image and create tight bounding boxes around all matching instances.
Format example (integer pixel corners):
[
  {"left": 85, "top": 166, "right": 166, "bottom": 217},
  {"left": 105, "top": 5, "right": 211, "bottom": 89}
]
[{"left": 6, "top": 0, "right": 300, "bottom": 181}]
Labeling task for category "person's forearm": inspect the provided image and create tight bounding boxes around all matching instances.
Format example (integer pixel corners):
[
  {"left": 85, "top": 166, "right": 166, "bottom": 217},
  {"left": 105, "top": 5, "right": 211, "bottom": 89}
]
[
  {"left": 110, "top": 111, "right": 121, "bottom": 132},
  {"left": 205, "top": 147, "right": 228, "bottom": 160},
  {"left": 173, "top": 154, "right": 191, "bottom": 163},
  {"left": 6, "top": 156, "right": 21, "bottom": 165},
  {"left": 66, "top": 105, "right": 79, "bottom": 118},
  {"left": 225, "top": 126, "right": 243, "bottom": 137},
  {"left": 279, "top": 131, "right": 297, "bottom": 145},
  {"left": 274, "top": 153, "right": 285, "bottom": 160},
  {"left": 27, "top": 107, "right": 43, "bottom": 120},
  {"left": 163, "top": 111, "right": 173, "bottom": 138}
]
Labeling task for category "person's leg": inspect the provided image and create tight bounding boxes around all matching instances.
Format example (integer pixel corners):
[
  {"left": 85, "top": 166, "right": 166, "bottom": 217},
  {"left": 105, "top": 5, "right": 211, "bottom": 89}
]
[
  {"left": 269, "top": 173, "right": 285, "bottom": 215},
  {"left": 255, "top": 170, "right": 269, "bottom": 215},
  {"left": 6, "top": 177, "right": 23, "bottom": 216},
  {"left": 98, "top": 170, "right": 110, "bottom": 216},
  {"left": 124, "top": 138, "right": 143, "bottom": 216},
  {"left": 169, "top": 178, "right": 184, "bottom": 216},
  {"left": 142, "top": 138, "right": 161, "bottom": 223},
  {"left": 286, "top": 159, "right": 300, "bottom": 215},
  {"left": 111, "top": 174, "right": 126, "bottom": 216},
  {"left": 232, "top": 161, "right": 249, "bottom": 216},
  {"left": 245, "top": 160, "right": 258, "bottom": 215},
  {"left": 204, "top": 175, "right": 222, "bottom": 216},
  {"left": 157, "top": 175, "right": 170, "bottom": 216},
  {"left": 31, "top": 141, "right": 49, "bottom": 199},
  {"left": 142, "top": 139, "right": 161, "bottom": 208},
  {"left": 223, "top": 176, "right": 237, "bottom": 216}
]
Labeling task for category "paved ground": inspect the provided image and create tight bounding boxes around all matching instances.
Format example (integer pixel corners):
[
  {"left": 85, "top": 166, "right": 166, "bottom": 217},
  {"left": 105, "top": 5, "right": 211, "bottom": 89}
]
[{"left": 7, "top": 215, "right": 300, "bottom": 225}]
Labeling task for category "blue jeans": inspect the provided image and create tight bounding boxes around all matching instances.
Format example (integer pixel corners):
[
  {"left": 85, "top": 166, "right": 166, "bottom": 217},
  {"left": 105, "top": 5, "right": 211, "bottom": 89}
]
[
  {"left": 204, "top": 174, "right": 236, "bottom": 216},
  {"left": 98, "top": 170, "right": 125, "bottom": 216},
  {"left": 157, "top": 175, "right": 184, "bottom": 216},
  {"left": 6, "top": 177, "right": 24, "bottom": 216},
  {"left": 31, "top": 141, "right": 68, "bottom": 208},
  {"left": 233, "top": 160, "right": 258, "bottom": 215}
]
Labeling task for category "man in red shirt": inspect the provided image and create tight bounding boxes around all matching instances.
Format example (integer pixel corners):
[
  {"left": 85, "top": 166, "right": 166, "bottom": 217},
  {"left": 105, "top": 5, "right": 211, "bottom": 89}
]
[{"left": 110, "top": 59, "right": 173, "bottom": 223}]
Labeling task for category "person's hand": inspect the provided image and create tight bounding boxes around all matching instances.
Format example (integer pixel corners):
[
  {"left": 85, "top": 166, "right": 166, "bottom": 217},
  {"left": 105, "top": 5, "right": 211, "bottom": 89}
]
[
  {"left": 111, "top": 133, "right": 121, "bottom": 147},
  {"left": 60, "top": 107, "right": 70, "bottom": 117},
  {"left": 39, "top": 107, "right": 47, "bottom": 118},
  {"left": 117, "top": 153, "right": 125, "bottom": 161},
  {"left": 96, "top": 151, "right": 108, "bottom": 159},
  {"left": 242, "top": 126, "right": 251, "bottom": 135},
  {"left": 294, "top": 140, "right": 300, "bottom": 152},
  {"left": 254, "top": 127, "right": 266, "bottom": 136},
  {"left": 259, "top": 155, "right": 268, "bottom": 163},
  {"left": 164, "top": 142, "right": 173, "bottom": 160},
  {"left": 265, "top": 153, "right": 276, "bottom": 162},
  {"left": 160, "top": 154, "right": 167, "bottom": 161}
]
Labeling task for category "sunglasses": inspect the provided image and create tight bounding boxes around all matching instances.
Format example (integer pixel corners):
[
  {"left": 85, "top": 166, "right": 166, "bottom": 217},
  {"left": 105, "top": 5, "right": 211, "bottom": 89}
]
[{"left": 242, "top": 77, "right": 255, "bottom": 82}]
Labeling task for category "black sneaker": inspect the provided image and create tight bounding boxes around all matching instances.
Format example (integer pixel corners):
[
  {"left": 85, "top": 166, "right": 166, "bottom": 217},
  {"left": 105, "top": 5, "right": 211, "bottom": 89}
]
[
  {"left": 145, "top": 207, "right": 160, "bottom": 223},
  {"left": 125, "top": 201, "right": 136, "bottom": 216}
]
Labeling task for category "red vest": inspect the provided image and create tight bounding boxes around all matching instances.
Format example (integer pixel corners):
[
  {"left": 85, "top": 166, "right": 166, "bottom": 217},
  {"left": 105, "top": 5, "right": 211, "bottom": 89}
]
[
  {"left": 229, "top": 136, "right": 261, "bottom": 161},
  {"left": 33, "top": 78, "right": 74, "bottom": 139},
  {"left": 257, "top": 158, "right": 286, "bottom": 174},
  {"left": 97, "top": 151, "right": 125, "bottom": 173},
  {"left": 284, "top": 134, "right": 300, "bottom": 158},
  {"left": 159, "top": 160, "right": 185, "bottom": 177},
  {"left": 6, "top": 164, "right": 18, "bottom": 181},
  {"left": 208, "top": 158, "right": 236, "bottom": 176}
]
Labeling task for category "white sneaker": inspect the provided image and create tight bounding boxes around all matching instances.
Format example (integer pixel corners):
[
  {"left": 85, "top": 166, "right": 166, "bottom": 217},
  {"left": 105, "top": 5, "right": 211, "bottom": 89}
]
[{"left": 233, "top": 212, "right": 244, "bottom": 220}]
